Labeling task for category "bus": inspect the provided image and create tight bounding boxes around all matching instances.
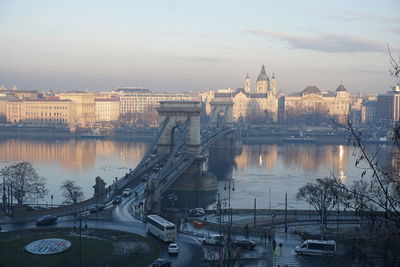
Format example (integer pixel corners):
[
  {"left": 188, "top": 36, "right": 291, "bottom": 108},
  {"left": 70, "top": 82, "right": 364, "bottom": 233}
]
[
  {"left": 295, "top": 240, "right": 336, "bottom": 256},
  {"left": 146, "top": 214, "right": 177, "bottom": 242}
]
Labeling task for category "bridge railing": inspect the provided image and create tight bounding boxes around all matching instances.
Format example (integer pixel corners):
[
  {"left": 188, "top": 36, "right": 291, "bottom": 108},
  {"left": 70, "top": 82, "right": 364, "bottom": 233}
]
[{"left": 134, "top": 117, "right": 170, "bottom": 171}]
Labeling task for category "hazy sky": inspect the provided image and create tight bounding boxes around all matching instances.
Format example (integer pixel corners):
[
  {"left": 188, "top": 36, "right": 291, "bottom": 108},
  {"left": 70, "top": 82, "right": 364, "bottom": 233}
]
[{"left": 0, "top": 0, "right": 399, "bottom": 94}]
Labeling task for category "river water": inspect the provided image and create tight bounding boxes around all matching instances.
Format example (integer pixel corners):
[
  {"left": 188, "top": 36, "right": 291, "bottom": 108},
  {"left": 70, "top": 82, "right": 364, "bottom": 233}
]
[{"left": 0, "top": 137, "right": 390, "bottom": 209}]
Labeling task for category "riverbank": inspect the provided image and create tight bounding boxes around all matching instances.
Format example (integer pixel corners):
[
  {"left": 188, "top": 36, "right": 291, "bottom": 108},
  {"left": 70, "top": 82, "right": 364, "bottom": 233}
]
[{"left": 0, "top": 124, "right": 391, "bottom": 145}]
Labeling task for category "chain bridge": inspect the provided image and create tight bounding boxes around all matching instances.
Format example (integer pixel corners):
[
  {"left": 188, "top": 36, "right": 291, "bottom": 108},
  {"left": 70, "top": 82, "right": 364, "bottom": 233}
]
[{"left": 115, "top": 100, "right": 240, "bottom": 213}]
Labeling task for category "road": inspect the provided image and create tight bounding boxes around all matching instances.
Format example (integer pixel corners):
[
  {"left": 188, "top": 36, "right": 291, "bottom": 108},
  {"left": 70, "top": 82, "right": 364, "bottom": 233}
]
[
  {"left": 111, "top": 193, "right": 203, "bottom": 267},
  {"left": 1, "top": 192, "right": 203, "bottom": 267}
]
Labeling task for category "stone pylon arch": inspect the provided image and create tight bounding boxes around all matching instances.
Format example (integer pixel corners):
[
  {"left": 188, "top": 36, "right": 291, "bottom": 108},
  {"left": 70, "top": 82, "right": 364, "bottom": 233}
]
[
  {"left": 209, "top": 100, "right": 234, "bottom": 128},
  {"left": 156, "top": 101, "right": 201, "bottom": 154}
]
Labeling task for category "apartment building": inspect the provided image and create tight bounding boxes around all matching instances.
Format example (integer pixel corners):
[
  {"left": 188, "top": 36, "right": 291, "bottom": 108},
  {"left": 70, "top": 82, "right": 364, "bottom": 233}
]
[
  {"left": 95, "top": 97, "right": 120, "bottom": 122},
  {"left": 116, "top": 88, "right": 194, "bottom": 114},
  {"left": 6, "top": 97, "right": 76, "bottom": 124}
]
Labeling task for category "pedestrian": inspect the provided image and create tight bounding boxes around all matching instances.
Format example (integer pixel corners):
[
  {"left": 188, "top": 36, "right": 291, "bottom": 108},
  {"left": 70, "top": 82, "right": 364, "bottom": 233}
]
[
  {"left": 236, "top": 247, "right": 241, "bottom": 260},
  {"left": 273, "top": 239, "right": 277, "bottom": 250},
  {"left": 274, "top": 246, "right": 279, "bottom": 257}
]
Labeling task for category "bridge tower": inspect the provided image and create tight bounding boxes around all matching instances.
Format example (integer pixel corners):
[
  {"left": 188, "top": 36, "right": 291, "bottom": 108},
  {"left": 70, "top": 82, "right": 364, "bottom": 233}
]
[
  {"left": 209, "top": 100, "right": 234, "bottom": 128},
  {"left": 156, "top": 101, "right": 202, "bottom": 154}
]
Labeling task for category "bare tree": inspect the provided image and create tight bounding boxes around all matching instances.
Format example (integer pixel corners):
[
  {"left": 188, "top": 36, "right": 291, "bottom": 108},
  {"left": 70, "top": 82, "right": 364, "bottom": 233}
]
[
  {"left": 60, "top": 180, "right": 84, "bottom": 204},
  {"left": 0, "top": 162, "right": 48, "bottom": 205},
  {"left": 296, "top": 177, "right": 348, "bottom": 228},
  {"left": 388, "top": 44, "right": 400, "bottom": 84}
]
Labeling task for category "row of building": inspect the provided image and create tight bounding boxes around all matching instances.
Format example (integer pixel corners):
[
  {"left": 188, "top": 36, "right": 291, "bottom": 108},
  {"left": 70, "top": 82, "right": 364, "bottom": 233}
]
[
  {"left": 0, "top": 87, "right": 195, "bottom": 128},
  {"left": 201, "top": 65, "right": 400, "bottom": 124},
  {"left": 1, "top": 65, "right": 399, "bottom": 128}
]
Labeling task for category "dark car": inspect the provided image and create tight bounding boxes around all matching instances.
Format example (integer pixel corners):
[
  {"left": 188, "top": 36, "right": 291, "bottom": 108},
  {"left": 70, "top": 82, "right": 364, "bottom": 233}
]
[
  {"left": 230, "top": 239, "right": 257, "bottom": 250},
  {"left": 152, "top": 258, "right": 171, "bottom": 267},
  {"left": 89, "top": 204, "right": 105, "bottom": 213},
  {"left": 112, "top": 196, "right": 122, "bottom": 205},
  {"left": 36, "top": 215, "right": 58, "bottom": 226}
]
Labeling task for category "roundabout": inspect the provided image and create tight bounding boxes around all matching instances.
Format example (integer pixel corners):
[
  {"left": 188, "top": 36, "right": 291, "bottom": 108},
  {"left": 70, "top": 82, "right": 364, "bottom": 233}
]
[{"left": 0, "top": 228, "right": 160, "bottom": 267}]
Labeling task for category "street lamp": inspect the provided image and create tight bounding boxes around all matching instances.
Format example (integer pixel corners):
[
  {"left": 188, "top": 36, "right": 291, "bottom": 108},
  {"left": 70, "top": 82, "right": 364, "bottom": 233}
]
[
  {"left": 224, "top": 176, "right": 235, "bottom": 266},
  {"left": 2, "top": 177, "right": 6, "bottom": 212},
  {"left": 271, "top": 213, "right": 276, "bottom": 240}
]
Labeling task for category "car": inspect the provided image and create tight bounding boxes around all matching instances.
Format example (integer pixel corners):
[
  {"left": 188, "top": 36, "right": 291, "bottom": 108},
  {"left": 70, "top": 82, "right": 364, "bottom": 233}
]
[
  {"left": 122, "top": 188, "right": 132, "bottom": 197},
  {"left": 151, "top": 258, "right": 171, "bottom": 267},
  {"left": 168, "top": 243, "right": 179, "bottom": 254},
  {"left": 36, "top": 215, "right": 57, "bottom": 226},
  {"left": 89, "top": 204, "right": 105, "bottom": 213},
  {"left": 230, "top": 239, "right": 257, "bottom": 250},
  {"left": 189, "top": 208, "right": 205, "bottom": 217},
  {"left": 203, "top": 234, "right": 224, "bottom": 245},
  {"left": 112, "top": 196, "right": 122, "bottom": 204}
]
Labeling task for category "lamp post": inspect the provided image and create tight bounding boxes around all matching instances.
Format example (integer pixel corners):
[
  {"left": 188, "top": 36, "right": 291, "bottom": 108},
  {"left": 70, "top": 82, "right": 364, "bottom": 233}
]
[
  {"left": 271, "top": 213, "right": 276, "bottom": 240},
  {"left": 269, "top": 188, "right": 271, "bottom": 210},
  {"left": 2, "top": 177, "right": 6, "bottom": 212},
  {"left": 224, "top": 176, "right": 235, "bottom": 266},
  {"left": 79, "top": 213, "right": 82, "bottom": 267}
]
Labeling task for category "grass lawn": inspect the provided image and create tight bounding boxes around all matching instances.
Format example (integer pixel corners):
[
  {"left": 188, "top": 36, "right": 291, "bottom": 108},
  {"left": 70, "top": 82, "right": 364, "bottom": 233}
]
[{"left": 0, "top": 228, "right": 159, "bottom": 267}]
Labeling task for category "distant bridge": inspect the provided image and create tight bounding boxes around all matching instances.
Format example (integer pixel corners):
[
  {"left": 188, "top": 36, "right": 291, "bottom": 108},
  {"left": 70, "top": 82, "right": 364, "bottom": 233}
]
[{"left": 114, "top": 100, "right": 239, "bottom": 213}]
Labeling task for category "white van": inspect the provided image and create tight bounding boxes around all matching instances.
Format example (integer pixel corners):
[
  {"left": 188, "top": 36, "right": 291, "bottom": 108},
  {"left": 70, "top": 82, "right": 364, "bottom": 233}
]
[{"left": 295, "top": 240, "right": 336, "bottom": 256}]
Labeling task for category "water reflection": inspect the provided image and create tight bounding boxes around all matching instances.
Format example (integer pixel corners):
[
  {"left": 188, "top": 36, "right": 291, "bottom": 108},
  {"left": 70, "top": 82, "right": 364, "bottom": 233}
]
[
  {"left": 0, "top": 137, "right": 148, "bottom": 171},
  {"left": 0, "top": 136, "right": 393, "bottom": 209},
  {"left": 0, "top": 137, "right": 148, "bottom": 204}
]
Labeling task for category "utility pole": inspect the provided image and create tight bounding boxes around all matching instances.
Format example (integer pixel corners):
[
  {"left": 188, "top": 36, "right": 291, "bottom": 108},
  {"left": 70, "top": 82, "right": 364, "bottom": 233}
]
[
  {"left": 336, "top": 197, "right": 339, "bottom": 249},
  {"left": 2, "top": 177, "right": 6, "bottom": 212},
  {"left": 285, "top": 192, "right": 288, "bottom": 234},
  {"left": 320, "top": 190, "right": 324, "bottom": 240},
  {"left": 79, "top": 216, "right": 82, "bottom": 267},
  {"left": 253, "top": 198, "right": 256, "bottom": 228},
  {"left": 269, "top": 188, "right": 271, "bottom": 210},
  {"left": 218, "top": 193, "right": 221, "bottom": 237}
]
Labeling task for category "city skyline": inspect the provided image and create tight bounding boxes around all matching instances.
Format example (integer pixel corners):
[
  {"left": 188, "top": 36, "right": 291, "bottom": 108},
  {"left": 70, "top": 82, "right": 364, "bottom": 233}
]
[{"left": 0, "top": 0, "right": 399, "bottom": 94}]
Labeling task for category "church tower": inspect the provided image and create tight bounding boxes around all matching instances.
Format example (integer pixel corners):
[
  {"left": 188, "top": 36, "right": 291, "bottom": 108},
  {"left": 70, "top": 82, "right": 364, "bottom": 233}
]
[
  {"left": 244, "top": 73, "right": 251, "bottom": 93},
  {"left": 256, "top": 65, "right": 269, "bottom": 93},
  {"left": 270, "top": 72, "right": 276, "bottom": 95}
]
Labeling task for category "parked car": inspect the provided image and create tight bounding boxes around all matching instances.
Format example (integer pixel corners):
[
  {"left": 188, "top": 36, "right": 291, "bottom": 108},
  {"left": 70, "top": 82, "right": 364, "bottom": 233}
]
[
  {"left": 36, "top": 215, "right": 57, "bottom": 226},
  {"left": 151, "top": 258, "right": 171, "bottom": 267},
  {"left": 112, "top": 196, "right": 122, "bottom": 205},
  {"left": 168, "top": 243, "right": 179, "bottom": 254},
  {"left": 122, "top": 188, "right": 132, "bottom": 197},
  {"left": 230, "top": 239, "right": 256, "bottom": 250},
  {"left": 89, "top": 204, "right": 105, "bottom": 213},
  {"left": 203, "top": 234, "right": 224, "bottom": 245}
]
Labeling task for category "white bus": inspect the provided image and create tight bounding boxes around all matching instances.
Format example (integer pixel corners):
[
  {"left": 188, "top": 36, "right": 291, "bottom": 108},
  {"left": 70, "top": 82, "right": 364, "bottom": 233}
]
[
  {"left": 146, "top": 214, "right": 177, "bottom": 242},
  {"left": 295, "top": 240, "right": 336, "bottom": 256}
]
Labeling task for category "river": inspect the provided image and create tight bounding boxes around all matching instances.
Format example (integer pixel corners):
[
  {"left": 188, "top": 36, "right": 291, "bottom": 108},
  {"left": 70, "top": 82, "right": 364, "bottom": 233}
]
[{"left": 0, "top": 136, "right": 391, "bottom": 209}]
